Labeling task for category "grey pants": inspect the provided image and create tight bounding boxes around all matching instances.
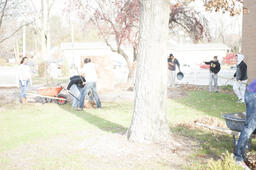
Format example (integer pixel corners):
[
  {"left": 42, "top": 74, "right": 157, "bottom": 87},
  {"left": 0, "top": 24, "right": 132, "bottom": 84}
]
[
  {"left": 233, "top": 80, "right": 248, "bottom": 101},
  {"left": 168, "top": 70, "right": 176, "bottom": 87},
  {"left": 209, "top": 72, "right": 218, "bottom": 92}
]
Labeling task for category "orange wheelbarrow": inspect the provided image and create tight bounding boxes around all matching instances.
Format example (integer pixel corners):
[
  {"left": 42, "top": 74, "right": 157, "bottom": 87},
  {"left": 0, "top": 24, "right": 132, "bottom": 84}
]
[
  {"left": 37, "top": 86, "right": 67, "bottom": 105},
  {"left": 27, "top": 86, "right": 76, "bottom": 105}
]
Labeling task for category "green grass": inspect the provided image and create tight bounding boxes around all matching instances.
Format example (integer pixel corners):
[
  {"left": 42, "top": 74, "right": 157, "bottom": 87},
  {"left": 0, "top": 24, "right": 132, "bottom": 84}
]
[
  {"left": 0, "top": 89, "right": 247, "bottom": 169},
  {"left": 171, "top": 126, "right": 234, "bottom": 164},
  {"left": 168, "top": 90, "right": 246, "bottom": 168},
  {"left": 169, "top": 91, "right": 245, "bottom": 123},
  {"left": 0, "top": 102, "right": 131, "bottom": 152}
]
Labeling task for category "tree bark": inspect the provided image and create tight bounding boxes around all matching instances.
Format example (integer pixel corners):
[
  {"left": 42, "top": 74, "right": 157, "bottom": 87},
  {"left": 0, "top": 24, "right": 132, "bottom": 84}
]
[
  {"left": 22, "top": 25, "right": 26, "bottom": 57},
  {"left": 127, "top": 0, "right": 170, "bottom": 143},
  {"left": 243, "top": 1, "right": 256, "bottom": 83},
  {"left": 41, "top": 0, "right": 49, "bottom": 58},
  {"left": 41, "top": 0, "right": 46, "bottom": 57}
]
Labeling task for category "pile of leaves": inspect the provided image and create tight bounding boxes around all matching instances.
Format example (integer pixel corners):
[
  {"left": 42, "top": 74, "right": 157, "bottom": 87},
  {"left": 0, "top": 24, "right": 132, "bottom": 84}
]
[
  {"left": 245, "top": 151, "right": 256, "bottom": 169},
  {"left": 176, "top": 116, "right": 227, "bottom": 131},
  {"left": 179, "top": 84, "right": 207, "bottom": 91},
  {"left": 194, "top": 116, "right": 227, "bottom": 128}
]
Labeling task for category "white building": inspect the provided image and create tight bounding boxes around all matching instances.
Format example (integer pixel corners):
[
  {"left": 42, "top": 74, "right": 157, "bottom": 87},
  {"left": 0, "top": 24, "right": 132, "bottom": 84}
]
[
  {"left": 168, "top": 40, "right": 230, "bottom": 67},
  {"left": 61, "top": 42, "right": 129, "bottom": 90}
]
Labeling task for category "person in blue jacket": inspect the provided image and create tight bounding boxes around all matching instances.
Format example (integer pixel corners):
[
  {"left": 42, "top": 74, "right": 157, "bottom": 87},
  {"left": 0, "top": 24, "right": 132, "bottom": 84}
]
[{"left": 234, "top": 78, "right": 256, "bottom": 169}]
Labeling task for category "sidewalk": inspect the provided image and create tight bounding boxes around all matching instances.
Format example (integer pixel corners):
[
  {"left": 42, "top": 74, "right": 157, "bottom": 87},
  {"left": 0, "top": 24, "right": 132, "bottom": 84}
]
[{"left": 0, "top": 66, "right": 18, "bottom": 87}]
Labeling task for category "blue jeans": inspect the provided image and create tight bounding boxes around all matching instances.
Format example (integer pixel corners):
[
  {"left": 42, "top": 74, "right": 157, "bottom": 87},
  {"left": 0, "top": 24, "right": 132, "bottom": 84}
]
[
  {"left": 79, "top": 82, "right": 101, "bottom": 108},
  {"left": 234, "top": 89, "right": 256, "bottom": 161},
  {"left": 19, "top": 80, "right": 29, "bottom": 98},
  {"left": 70, "top": 84, "right": 82, "bottom": 108}
]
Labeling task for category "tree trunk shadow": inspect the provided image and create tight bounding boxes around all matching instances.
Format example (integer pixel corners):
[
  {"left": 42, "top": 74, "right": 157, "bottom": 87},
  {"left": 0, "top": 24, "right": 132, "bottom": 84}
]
[{"left": 60, "top": 105, "right": 127, "bottom": 135}]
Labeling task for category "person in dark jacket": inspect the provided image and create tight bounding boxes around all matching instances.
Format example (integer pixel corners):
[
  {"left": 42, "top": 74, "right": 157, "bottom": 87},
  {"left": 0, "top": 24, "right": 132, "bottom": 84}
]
[
  {"left": 167, "top": 54, "right": 180, "bottom": 87},
  {"left": 233, "top": 54, "right": 248, "bottom": 103},
  {"left": 204, "top": 56, "right": 221, "bottom": 93},
  {"left": 67, "top": 75, "right": 86, "bottom": 109},
  {"left": 234, "top": 78, "right": 256, "bottom": 170}
]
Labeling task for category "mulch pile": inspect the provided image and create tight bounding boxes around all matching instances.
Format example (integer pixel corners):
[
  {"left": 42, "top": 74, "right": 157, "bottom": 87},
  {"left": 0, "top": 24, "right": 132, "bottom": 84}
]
[
  {"left": 194, "top": 116, "right": 227, "bottom": 128},
  {"left": 176, "top": 116, "right": 227, "bottom": 130}
]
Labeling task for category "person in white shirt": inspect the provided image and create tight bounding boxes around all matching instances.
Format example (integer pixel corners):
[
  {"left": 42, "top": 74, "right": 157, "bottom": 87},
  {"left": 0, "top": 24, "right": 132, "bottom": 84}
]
[
  {"left": 78, "top": 58, "right": 101, "bottom": 110},
  {"left": 17, "top": 57, "right": 32, "bottom": 103}
]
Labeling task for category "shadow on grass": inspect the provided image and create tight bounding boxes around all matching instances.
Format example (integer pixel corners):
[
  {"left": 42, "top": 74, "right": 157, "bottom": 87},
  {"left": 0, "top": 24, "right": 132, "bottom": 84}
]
[
  {"left": 172, "top": 90, "right": 246, "bottom": 120},
  {"left": 171, "top": 125, "right": 234, "bottom": 160},
  {"left": 60, "top": 104, "right": 128, "bottom": 134}
]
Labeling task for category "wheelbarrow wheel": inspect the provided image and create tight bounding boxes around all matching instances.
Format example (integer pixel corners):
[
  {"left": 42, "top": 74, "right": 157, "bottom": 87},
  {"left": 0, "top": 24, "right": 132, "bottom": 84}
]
[{"left": 56, "top": 94, "right": 67, "bottom": 105}]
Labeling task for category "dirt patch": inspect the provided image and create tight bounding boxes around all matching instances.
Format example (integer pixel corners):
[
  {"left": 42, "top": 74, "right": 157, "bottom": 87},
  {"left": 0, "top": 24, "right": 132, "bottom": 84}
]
[
  {"left": 173, "top": 84, "right": 234, "bottom": 95},
  {"left": 168, "top": 88, "right": 187, "bottom": 98},
  {"left": 0, "top": 87, "right": 20, "bottom": 106},
  {"left": 0, "top": 130, "right": 197, "bottom": 169}
]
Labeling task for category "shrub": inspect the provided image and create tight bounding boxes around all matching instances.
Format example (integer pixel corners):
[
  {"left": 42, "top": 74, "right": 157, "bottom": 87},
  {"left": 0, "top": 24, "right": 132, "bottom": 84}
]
[{"left": 203, "top": 151, "right": 243, "bottom": 170}]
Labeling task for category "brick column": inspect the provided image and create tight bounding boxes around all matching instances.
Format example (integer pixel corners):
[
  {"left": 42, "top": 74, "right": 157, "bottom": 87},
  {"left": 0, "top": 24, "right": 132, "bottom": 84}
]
[{"left": 242, "top": 1, "right": 256, "bottom": 83}]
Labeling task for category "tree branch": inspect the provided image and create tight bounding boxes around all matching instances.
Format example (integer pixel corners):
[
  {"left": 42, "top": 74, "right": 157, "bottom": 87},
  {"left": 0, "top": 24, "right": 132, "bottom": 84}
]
[
  {"left": 0, "top": 0, "right": 8, "bottom": 29},
  {"left": 105, "top": 40, "right": 117, "bottom": 53},
  {"left": 0, "top": 21, "right": 33, "bottom": 44}
]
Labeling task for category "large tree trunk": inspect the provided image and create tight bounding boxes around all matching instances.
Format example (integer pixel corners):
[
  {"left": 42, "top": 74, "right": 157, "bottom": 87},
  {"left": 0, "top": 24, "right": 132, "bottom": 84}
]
[
  {"left": 127, "top": 0, "right": 170, "bottom": 143},
  {"left": 243, "top": 1, "right": 256, "bottom": 83}
]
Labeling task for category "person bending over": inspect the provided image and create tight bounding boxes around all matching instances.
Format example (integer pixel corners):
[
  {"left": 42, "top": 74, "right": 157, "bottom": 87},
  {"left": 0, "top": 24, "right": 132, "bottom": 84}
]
[{"left": 67, "top": 75, "right": 86, "bottom": 110}]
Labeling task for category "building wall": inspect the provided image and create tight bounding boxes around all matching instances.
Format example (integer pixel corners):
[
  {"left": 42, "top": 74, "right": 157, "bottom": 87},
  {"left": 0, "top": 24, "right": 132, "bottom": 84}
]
[
  {"left": 242, "top": 1, "right": 256, "bottom": 82},
  {"left": 172, "top": 49, "right": 228, "bottom": 67}
]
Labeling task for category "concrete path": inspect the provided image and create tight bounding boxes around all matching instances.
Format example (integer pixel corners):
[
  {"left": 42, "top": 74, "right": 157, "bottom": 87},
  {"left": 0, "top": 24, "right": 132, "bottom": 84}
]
[{"left": 0, "top": 66, "right": 18, "bottom": 87}]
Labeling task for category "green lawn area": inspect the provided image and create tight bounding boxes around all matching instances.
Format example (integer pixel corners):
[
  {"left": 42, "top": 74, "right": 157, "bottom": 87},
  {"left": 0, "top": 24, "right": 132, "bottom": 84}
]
[
  {"left": 168, "top": 90, "right": 245, "bottom": 124},
  {"left": 0, "top": 89, "right": 246, "bottom": 169}
]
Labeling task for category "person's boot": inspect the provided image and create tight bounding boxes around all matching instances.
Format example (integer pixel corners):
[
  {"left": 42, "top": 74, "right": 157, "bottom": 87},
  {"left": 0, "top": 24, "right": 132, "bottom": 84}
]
[{"left": 21, "top": 98, "right": 26, "bottom": 104}]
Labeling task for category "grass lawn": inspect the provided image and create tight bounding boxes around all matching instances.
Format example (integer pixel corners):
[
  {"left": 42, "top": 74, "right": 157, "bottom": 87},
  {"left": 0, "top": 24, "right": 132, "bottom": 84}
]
[
  {"left": 0, "top": 89, "right": 247, "bottom": 169},
  {"left": 168, "top": 90, "right": 245, "bottom": 124}
]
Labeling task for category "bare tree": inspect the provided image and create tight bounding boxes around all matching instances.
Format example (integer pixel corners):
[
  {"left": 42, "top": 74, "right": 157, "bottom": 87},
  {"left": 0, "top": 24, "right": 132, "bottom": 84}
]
[
  {"left": 66, "top": 0, "right": 139, "bottom": 83},
  {"left": 0, "top": 0, "right": 8, "bottom": 29},
  {"left": 0, "top": 0, "right": 38, "bottom": 44},
  {"left": 169, "top": 3, "right": 211, "bottom": 42},
  {"left": 66, "top": 0, "right": 211, "bottom": 83},
  {"left": 41, "top": 0, "right": 56, "bottom": 58}
]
